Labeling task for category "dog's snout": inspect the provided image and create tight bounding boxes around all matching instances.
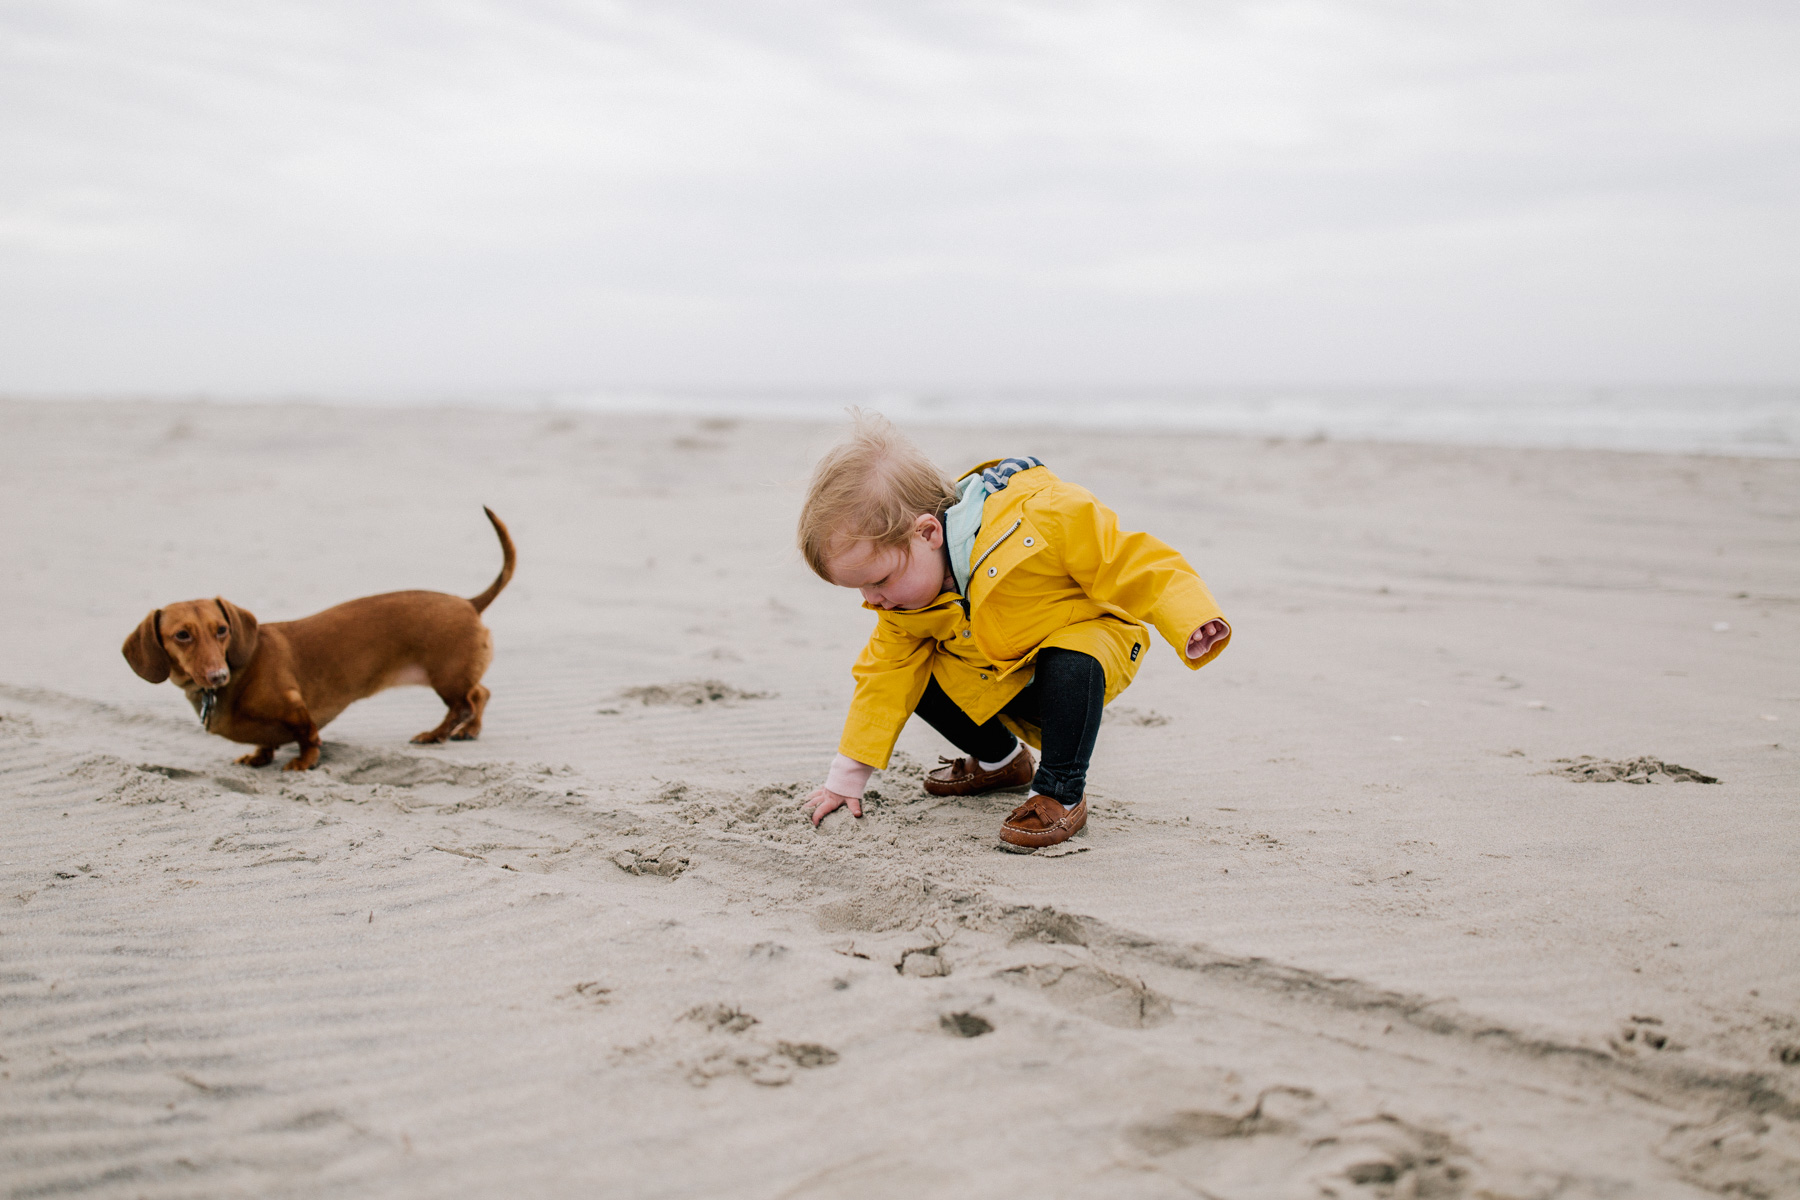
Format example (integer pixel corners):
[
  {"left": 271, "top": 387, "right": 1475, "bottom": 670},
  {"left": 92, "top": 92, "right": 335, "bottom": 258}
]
[{"left": 205, "top": 668, "right": 230, "bottom": 687}]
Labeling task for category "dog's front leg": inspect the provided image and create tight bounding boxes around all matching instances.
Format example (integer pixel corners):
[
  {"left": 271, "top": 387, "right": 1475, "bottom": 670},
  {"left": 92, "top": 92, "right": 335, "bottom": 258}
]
[
  {"left": 285, "top": 726, "right": 321, "bottom": 770},
  {"left": 278, "top": 690, "right": 322, "bottom": 771}
]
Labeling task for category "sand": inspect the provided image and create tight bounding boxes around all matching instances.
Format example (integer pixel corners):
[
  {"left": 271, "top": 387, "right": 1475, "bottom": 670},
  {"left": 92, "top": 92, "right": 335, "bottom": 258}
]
[{"left": 2, "top": 398, "right": 1797, "bottom": 1198}]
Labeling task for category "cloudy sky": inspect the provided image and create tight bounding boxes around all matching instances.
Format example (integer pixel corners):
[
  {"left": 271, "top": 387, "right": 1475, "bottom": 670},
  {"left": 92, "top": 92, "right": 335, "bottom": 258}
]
[{"left": 2, "top": 1, "right": 1796, "bottom": 395}]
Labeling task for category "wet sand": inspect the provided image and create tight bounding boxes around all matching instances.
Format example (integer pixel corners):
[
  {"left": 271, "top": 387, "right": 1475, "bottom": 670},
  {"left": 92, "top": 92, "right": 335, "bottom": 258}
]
[{"left": 3, "top": 398, "right": 1798, "bottom": 1197}]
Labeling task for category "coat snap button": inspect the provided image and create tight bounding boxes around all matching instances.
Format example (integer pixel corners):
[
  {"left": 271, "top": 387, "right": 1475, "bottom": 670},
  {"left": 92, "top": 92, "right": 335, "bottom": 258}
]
[
  {"left": 980, "top": 673, "right": 988, "bottom": 680},
  {"left": 960, "top": 629, "right": 970, "bottom": 638},
  {"left": 1023, "top": 536, "right": 1034, "bottom": 546},
  {"left": 987, "top": 566, "right": 997, "bottom": 577}
]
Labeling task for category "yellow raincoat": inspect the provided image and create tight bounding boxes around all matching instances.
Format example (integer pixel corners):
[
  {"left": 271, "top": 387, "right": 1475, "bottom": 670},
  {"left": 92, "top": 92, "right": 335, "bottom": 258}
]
[{"left": 839, "top": 462, "right": 1229, "bottom": 768}]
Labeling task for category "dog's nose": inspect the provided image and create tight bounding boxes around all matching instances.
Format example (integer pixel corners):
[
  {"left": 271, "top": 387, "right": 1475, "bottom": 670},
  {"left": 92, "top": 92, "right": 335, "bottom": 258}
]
[{"left": 205, "top": 669, "right": 230, "bottom": 687}]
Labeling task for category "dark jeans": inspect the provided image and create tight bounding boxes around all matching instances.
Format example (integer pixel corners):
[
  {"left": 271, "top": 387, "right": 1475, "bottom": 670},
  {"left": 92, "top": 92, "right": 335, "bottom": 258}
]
[{"left": 912, "top": 647, "right": 1104, "bottom": 806}]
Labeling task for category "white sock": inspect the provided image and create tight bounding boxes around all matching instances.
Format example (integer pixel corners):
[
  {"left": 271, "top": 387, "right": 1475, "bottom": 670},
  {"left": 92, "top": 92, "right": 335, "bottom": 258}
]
[
  {"left": 978, "top": 743, "right": 1023, "bottom": 772},
  {"left": 1025, "top": 788, "right": 1078, "bottom": 811}
]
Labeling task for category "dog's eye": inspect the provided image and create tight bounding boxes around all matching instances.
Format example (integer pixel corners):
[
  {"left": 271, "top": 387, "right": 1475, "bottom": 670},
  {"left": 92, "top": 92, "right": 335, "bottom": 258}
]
[
  {"left": 173, "top": 630, "right": 191, "bottom": 641},
  {"left": 216, "top": 626, "right": 229, "bottom": 637}
]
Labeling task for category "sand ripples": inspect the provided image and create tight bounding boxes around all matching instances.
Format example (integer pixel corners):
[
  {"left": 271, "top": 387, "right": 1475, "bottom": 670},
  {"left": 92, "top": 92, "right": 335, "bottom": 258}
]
[{"left": 5, "top": 691, "right": 1799, "bottom": 1198}]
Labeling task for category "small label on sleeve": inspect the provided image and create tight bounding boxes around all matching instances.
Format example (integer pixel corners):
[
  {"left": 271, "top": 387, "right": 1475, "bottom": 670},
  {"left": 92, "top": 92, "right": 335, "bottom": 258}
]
[{"left": 1130, "top": 642, "right": 1141, "bottom": 661}]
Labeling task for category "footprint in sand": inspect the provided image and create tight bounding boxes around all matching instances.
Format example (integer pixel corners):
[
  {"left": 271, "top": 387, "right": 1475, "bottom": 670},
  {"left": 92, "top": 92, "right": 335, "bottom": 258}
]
[
  {"left": 329, "top": 747, "right": 494, "bottom": 788},
  {"left": 610, "top": 679, "right": 775, "bottom": 708},
  {"left": 1000, "top": 962, "right": 1173, "bottom": 1029},
  {"left": 1124, "top": 1091, "right": 1472, "bottom": 1198},
  {"left": 611, "top": 847, "right": 690, "bottom": 878},
  {"left": 1661, "top": 1113, "right": 1800, "bottom": 1198},
  {"left": 670, "top": 1005, "right": 839, "bottom": 1086},
  {"left": 1612, "top": 1014, "right": 1679, "bottom": 1054},
  {"left": 1548, "top": 756, "right": 1719, "bottom": 784},
  {"left": 775, "top": 1042, "right": 839, "bottom": 1068},
  {"left": 1105, "top": 705, "right": 1171, "bottom": 727},
  {"left": 899, "top": 947, "right": 950, "bottom": 977},
  {"left": 939, "top": 1012, "right": 992, "bottom": 1038},
  {"left": 684, "top": 1003, "right": 758, "bottom": 1033},
  {"left": 565, "top": 981, "right": 612, "bottom": 1008}
]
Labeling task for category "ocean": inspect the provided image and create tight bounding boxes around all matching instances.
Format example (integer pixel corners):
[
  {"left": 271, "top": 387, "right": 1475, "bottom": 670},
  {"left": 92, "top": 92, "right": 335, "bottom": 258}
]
[
  {"left": 526, "top": 387, "right": 1799, "bottom": 459},
  {"left": 71, "top": 386, "right": 1800, "bottom": 459}
]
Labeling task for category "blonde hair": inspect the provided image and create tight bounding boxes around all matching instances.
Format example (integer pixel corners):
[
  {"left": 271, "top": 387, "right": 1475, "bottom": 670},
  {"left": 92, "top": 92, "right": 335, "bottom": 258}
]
[{"left": 798, "top": 410, "right": 959, "bottom": 580}]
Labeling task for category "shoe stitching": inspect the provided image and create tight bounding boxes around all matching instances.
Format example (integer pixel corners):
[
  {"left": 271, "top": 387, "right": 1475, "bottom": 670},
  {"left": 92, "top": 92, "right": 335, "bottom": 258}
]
[
  {"left": 1003, "top": 798, "right": 1084, "bottom": 831},
  {"left": 1002, "top": 797, "right": 1085, "bottom": 834}
]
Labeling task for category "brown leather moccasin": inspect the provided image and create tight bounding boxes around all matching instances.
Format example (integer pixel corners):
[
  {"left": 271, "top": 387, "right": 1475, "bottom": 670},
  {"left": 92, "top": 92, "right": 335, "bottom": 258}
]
[
  {"left": 922, "top": 747, "right": 1036, "bottom": 797},
  {"left": 998, "top": 793, "right": 1087, "bottom": 850}
]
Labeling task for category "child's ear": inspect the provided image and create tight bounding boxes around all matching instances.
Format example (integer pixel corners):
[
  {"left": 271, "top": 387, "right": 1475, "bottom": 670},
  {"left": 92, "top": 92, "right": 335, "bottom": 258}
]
[{"left": 918, "top": 513, "right": 945, "bottom": 549}]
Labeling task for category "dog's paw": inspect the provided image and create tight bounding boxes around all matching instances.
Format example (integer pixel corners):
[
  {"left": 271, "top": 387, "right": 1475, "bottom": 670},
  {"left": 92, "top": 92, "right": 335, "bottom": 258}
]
[
  {"left": 236, "top": 749, "right": 274, "bottom": 767},
  {"left": 281, "top": 758, "right": 319, "bottom": 772},
  {"left": 410, "top": 732, "right": 448, "bottom": 745}
]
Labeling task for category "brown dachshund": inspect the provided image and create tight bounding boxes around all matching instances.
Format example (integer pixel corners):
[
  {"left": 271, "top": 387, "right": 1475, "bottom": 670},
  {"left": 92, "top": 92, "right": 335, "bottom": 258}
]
[{"left": 122, "top": 508, "right": 516, "bottom": 770}]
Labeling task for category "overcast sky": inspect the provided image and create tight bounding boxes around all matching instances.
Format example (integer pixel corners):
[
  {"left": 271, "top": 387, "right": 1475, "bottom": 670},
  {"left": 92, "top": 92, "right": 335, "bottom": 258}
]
[{"left": 2, "top": 1, "right": 1796, "bottom": 395}]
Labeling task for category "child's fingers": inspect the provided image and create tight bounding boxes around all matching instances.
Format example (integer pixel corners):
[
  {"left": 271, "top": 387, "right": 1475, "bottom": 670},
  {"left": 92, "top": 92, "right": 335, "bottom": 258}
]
[
  {"left": 808, "top": 792, "right": 843, "bottom": 826},
  {"left": 799, "top": 787, "right": 862, "bottom": 826}
]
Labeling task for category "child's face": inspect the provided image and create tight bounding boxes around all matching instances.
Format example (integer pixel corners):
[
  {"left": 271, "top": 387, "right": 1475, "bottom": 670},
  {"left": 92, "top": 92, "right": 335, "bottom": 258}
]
[{"left": 824, "top": 515, "right": 949, "bottom": 611}]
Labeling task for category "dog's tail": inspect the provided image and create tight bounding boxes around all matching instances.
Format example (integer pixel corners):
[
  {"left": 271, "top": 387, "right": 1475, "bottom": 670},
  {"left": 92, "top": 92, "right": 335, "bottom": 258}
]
[{"left": 468, "top": 507, "right": 517, "bottom": 614}]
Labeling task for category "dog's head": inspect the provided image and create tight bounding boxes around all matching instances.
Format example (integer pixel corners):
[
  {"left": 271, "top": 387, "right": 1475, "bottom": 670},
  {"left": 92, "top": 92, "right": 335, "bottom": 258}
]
[{"left": 123, "top": 598, "right": 259, "bottom": 688}]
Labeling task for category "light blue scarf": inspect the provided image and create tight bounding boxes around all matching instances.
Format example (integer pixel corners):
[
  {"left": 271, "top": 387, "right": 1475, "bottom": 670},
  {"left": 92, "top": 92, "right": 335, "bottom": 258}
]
[{"left": 944, "top": 456, "right": 1042, "bottom": 594}]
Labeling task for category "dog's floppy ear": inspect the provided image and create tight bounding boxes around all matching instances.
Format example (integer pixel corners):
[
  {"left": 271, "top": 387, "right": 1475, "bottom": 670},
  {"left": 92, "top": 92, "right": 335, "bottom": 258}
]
[
  {"left": 122, "top": 609, "right": 170, "bottom": 683},
  {"left": 217, "top": 598, "right": 259, "bottom": 669}
]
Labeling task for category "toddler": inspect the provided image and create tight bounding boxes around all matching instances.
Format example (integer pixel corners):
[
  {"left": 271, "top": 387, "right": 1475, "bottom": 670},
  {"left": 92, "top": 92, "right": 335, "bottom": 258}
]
[{"left": 797, "top": 414, "right": 1230, "bottom": 849}]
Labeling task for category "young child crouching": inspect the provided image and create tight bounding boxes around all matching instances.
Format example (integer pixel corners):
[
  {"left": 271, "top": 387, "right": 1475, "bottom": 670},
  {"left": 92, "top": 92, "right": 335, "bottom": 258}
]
[{"left": 797, "top": 413, "right": 1230, "bottom": 849}]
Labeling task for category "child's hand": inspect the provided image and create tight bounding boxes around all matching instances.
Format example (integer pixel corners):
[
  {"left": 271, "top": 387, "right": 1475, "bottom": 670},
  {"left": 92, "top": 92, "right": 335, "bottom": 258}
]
[
  {"left": 799, "top": 786, "right": 863, "bottom": 826},
  {"left": 1186, "top": 618, "right": 1230, "bottom": 659}
]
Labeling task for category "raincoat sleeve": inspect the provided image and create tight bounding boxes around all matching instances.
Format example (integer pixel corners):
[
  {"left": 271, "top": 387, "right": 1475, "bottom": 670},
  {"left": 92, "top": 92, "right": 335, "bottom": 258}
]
[
  {"left": 838, "top": 614, "right": 936, "bottom": 768},
  {"left": 1045, "top": 484, "right": 1231, "bottom": 670}
]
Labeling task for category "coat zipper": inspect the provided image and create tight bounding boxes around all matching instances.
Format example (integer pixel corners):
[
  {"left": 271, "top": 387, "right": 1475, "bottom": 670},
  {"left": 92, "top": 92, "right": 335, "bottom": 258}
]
[{"left": 969, "top": 519, "right": 1022, "bottom": 576}]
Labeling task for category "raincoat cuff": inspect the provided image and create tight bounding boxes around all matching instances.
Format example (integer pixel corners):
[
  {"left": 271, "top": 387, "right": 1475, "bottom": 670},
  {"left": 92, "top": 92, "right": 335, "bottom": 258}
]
[
  {"left": 838, "top": 722, "right": 899, "bottom": 771},
  {"left": 824, "top": 754, "right": 876, "bottom": 799},
  {"left": 1151, "top": 589, "right": 1228, "bottom": 670}
]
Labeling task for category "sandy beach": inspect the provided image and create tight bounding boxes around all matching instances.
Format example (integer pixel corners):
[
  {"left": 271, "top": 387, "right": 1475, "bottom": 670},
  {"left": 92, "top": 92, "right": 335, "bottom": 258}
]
[{"left": 3, "top": 397, "right": 1797, "bottom": 1198}]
